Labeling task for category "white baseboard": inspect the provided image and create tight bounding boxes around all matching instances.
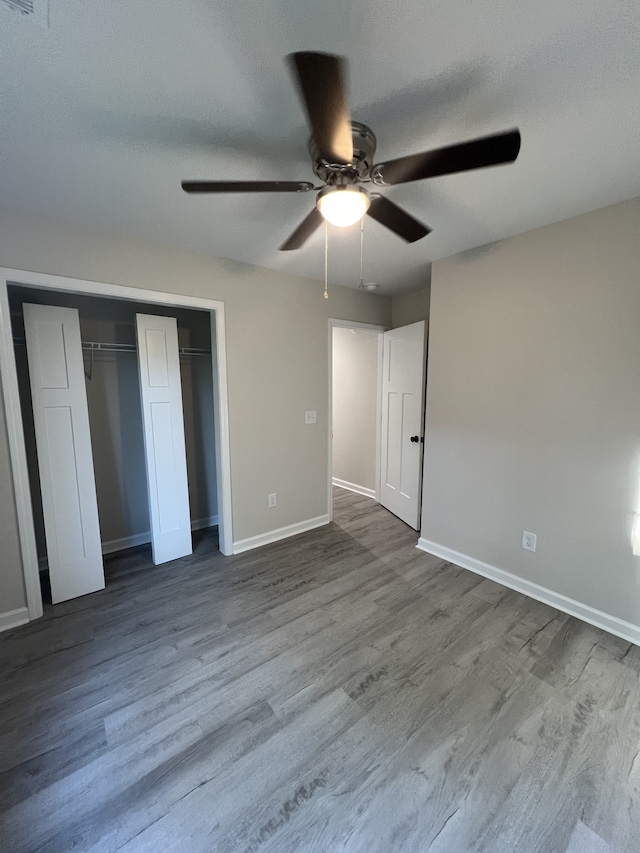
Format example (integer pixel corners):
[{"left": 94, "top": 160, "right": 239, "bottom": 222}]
[
  {"left": 0, "top": 607, "right": 30, "bottom": 633},
  {"left": 101, "top": 516, "right": 218, "bottom": 555},
  {"left": 191, "top": 515, "right": 219, "bottom": 532},
  {"left": 416, "top": 538, "right": 640, "bottom": 647},
  {"left": 233, "top": 514, "right": 330, "bottom": 555},
  {"left": 102, "top": 532, "right": 151, "bottom": 555},
  {"left": 332, "top": 478, "right": 376, "bottom": 500}
]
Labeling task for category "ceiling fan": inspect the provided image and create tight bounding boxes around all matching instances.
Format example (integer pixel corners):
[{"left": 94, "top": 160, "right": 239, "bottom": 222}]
[{"left": 182, "top": 52, "right": 521, "bottom": 251}]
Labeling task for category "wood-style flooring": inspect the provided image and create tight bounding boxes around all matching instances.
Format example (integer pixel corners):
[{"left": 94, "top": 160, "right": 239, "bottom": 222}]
[{"left": 1, "top": 488, "right": 640, "bottom": 852}]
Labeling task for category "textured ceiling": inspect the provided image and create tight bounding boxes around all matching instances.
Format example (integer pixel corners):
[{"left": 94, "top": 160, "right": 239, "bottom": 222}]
[{"left": 0, "top": 0, "right": 638, "bottom": 295}]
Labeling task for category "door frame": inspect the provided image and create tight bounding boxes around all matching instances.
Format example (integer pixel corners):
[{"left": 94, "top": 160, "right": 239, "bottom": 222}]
[
  {"left": 327, "top": 319, "right": 387, "bottom": 522},
  {"left": 0, "top": 267, "right": 233, "bottom": 622}
]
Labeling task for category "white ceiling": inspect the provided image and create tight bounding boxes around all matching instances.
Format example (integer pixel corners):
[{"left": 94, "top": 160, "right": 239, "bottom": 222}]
[{"left": 1, "top": 0, "right": 638, "bottom": 296}]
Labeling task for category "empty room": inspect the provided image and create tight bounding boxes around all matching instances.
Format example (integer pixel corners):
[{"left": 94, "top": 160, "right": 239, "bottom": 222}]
[{"left": 1, "top": 2, "right": 639, "bottom": 851}]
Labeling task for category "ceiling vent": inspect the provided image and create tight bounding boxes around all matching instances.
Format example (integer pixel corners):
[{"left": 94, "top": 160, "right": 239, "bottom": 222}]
[{"left": 0, "top": 0, "right": 48, "bottom": 26}]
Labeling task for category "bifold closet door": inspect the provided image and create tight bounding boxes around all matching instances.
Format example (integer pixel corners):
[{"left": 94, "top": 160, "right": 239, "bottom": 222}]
[
  {"left": 23, "top": 303, "right": 105, "bottom": 604},
  {"left": 136, "top": 313, "right": 193, "bottom": 564}
]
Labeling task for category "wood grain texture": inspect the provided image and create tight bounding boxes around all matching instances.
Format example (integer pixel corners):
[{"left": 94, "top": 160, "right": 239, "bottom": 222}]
[{"left": 1, "top": 488, "right": 639, "bottom": 852}]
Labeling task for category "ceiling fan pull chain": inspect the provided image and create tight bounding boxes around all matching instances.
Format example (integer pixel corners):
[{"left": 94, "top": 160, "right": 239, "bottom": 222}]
[
  {"left": 324, "top": 218, "right": 329, "bottom": 299},
  {"left": 359, "top": 215, "right": 365, "bottom": 289}
]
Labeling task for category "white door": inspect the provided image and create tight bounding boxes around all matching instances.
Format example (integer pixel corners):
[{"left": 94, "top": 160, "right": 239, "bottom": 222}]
[
  {"left": 380, "top": 320, "right": 427, "bottom": 529},
  {"left": 23, "top": 303, "right": 105, "bottom": 603},
  {"left": 136, "top": 313, "right": 192, "bottom": 564}
]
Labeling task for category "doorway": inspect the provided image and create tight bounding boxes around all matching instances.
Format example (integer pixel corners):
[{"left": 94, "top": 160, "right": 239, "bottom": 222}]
[
  {"left": 328, "top": 319, "right": 386, "bottom": 522},
  {"left": 0, "top": 268, "right": 233, "bottom": 623},
  {"left": 328, "top": 318, "right": 428, "bottom": 531}
]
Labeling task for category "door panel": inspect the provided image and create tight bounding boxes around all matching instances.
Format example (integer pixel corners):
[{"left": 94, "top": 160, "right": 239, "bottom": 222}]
[
  {"left": 136, "top": 314, "right": 192, "bottom": 564},
  {"left": 380, "top": 321, "right": 426, "bottom": 529},
  {"left": 23, "top": 303, "right": 105, "bottom": 603}
]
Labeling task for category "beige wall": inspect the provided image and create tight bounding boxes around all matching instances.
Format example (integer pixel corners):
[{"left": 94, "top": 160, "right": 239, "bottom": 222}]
[
  {"left": 0, "top": 389, "right": 26, "bottom": 613},
  {"left": 391, "top": 275, "right": 431, "bottom": 329},
  {"left": 332, "top": 327, "right": 379, "bottom": 492},
  {"left": 0, "top": 207, "right": 390, "bottom": 617},
  {"left": 421, "top": 196, "right": 640, "bottom": 626}
]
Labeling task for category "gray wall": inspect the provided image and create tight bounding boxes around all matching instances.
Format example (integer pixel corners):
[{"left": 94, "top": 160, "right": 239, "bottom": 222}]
[
  {"left": 0, "top": 207, "right": 390, "bottom": 617},
  {"left": 391, "top": 275, "right": 431, "bottom": 329},
  {"left": 332, "top": 327, "right": 379, "bottom": 493},
  {"left": 0, "top": 390, "right": 26, "bottom": 613},
  {"left": 421, "top": 196, "right": 640, "bottom": 626}
]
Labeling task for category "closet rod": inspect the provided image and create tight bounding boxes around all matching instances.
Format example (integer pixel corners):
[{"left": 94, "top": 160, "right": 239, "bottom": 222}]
[
  {"left": 81, "top": 341, "right": 213, "bottom": 356},
  {"left": 12, "top": 338, "right": 212, "bottom": 356}
]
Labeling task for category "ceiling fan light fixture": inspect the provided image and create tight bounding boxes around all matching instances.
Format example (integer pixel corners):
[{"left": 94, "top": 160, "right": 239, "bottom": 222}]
[{"left": 316, "top": 185, "right": 370, "bottom": 227}]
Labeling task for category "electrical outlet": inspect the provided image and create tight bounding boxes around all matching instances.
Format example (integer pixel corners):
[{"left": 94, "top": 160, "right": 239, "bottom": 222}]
[
  {"left": 522, "top": 531, "right": 537, "bottom": 552},
  {"left": 305, "top": 410, "right": 316, "bottom": 424},
  {"left": 268, "top": 493, "right": 277, "bottom": 508}
]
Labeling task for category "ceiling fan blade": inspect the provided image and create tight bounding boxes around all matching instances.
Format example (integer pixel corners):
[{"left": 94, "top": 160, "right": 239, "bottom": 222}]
[
  {"left": 367, "top": 196, "right": 431, "bottom": 243},
  {"left": 279, "top": 207, "right": 324, "bottom": 251},
  {"left": 373, "top": 128, "right": 521, "bottom": 186},
  {"left": 287, "top": 52, "right": 353, "bottom": 165},
  {"left": 182, "top": 180, "right": 314, "bottom": 194}
]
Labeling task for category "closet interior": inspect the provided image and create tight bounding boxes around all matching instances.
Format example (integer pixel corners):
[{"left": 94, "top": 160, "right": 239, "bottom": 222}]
[{"left": 9, "top": 285, "right": 219, "bottom": 599}]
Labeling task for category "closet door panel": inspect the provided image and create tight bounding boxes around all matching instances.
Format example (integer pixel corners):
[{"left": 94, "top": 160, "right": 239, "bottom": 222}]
[
  {"left": 23, "top": 303, "right": 105, "bottom": 603},
  {"left": 136, "top": 314, "right": 192, "bottom": 564}
]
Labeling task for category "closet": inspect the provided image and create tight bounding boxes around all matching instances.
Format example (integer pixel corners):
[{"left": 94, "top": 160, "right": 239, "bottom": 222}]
[{"left": 8, "top": 285, "right": 219, "bottom": 602}]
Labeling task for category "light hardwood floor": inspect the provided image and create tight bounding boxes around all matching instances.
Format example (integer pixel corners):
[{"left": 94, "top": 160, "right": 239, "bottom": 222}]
[{"left": 1, "top": 487, "right": 639, "bottom": 852}]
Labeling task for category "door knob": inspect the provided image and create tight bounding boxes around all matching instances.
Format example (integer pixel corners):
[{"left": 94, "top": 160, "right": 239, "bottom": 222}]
[{"left": 410, "top": 435, "right": 419, "bottom": 442}]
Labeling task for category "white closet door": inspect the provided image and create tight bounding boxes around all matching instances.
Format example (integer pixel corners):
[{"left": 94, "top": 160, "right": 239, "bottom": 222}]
[
  {"left": 136, "top": 313, "right": 192, "bottom": 564},
  {"left": 380, "top": 320, "right": 427, "bottom": 530},
  {"left": 23, "top": 303, "right": 105, "bottom": 603}
]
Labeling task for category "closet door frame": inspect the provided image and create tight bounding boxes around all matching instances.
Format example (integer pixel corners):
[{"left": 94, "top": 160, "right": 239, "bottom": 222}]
[{"left": 0, "top": 268, "right": 234, "bottom": 623}]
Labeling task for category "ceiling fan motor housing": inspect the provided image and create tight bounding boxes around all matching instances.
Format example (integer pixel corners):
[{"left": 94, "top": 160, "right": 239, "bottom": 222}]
[{"left": 310, "top": 121, "right": 377, "bottom": 184}]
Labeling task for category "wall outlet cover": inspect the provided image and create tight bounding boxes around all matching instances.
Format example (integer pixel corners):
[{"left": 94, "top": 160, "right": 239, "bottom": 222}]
[
  {"left": 305, "top": 410, "right": 317, "bottom": 424},
  {"left": 522, "top": 531, "right": 537, "bottom": 552}
]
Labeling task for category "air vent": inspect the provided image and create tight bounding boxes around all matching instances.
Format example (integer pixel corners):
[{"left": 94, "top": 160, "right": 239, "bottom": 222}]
[{"left": 0, "top": 0, "right": 48, "bottom": 26}]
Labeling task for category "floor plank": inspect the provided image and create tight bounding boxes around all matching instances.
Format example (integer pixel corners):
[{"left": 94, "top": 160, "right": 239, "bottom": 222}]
[{"left": 1, "top": 488, "right": 639, "bottom": 852}]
